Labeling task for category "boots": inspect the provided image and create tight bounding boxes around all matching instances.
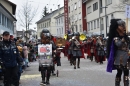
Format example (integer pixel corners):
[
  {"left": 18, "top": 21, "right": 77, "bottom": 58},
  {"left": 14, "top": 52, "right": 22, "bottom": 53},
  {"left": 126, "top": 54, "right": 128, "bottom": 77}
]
[
  {"left": 115, "top": 77, "right": 121, "bottom": 86},
  {"left": 46, "top": 72, "right": 50, "bottom": 85},
  {"left": 77, "top": 61, "right": 80, "bottom": 68},
  {"left": 124, "top": 76, "right": 129, "bottom": 86},
  {"left": 74, "top": 61, "right": 76, "bottom": 69},
  {"left": 41, "top": 71, "right": 46, "bottom": 85}
]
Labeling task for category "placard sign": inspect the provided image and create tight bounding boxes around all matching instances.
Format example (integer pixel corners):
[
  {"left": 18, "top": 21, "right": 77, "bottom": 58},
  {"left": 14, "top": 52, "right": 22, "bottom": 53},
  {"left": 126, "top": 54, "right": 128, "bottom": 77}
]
[
  {"left": 125, "top": 5, "right": 130, "bottom": 18},
  {"left": 38, "top": 44, "right": 53, "bottom": 66}
]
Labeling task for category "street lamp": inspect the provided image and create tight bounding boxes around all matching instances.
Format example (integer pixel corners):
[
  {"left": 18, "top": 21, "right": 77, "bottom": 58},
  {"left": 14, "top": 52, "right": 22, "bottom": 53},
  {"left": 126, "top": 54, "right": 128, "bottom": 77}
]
[{"left": 100, "top": 6, "right": 108, "bottom": 37}]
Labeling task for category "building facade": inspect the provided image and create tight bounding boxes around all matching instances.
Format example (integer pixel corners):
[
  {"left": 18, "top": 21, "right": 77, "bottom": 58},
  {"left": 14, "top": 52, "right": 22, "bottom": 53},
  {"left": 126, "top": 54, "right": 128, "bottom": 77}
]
[
  {"left": 54, "top": 13, "right": 65, "bottom": 37},
  {"left": 84, "top": 0, "right": 126, "bottom": 37},
  {"left": 68, "top": 0, "right": 83, "bottom": 33},
  {"left": 36, "top": 6, "right": 64, "bottom": 39},
  {"left": 0, "top": 0, "right": 17, "bottom": 36}
]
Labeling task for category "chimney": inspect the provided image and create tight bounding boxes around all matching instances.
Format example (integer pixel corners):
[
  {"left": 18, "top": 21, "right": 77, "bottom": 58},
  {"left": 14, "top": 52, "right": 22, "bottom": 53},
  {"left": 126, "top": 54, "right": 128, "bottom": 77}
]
[
  {"left": 58, "top": 5, "right": 60, "bottom": 9},
  {"left": 50, "top": 9, "right": 52, "bottom": 13}
]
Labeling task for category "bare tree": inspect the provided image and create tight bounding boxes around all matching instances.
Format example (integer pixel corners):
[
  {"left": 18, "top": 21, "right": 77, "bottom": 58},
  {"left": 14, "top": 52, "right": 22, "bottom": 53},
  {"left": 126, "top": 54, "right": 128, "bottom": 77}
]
[
  {"left": 17, "top": 2, "right": 38, "bottom": 42},
  {"left": 113, "top": 0, "right": 130, "bottom": 11}
]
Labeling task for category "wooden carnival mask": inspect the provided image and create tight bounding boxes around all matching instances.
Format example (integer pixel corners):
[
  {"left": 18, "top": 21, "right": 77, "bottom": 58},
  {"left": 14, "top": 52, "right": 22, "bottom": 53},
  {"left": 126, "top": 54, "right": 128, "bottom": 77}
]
[{"left": 41, "top": 33, "right": 51, "bottom": 44}]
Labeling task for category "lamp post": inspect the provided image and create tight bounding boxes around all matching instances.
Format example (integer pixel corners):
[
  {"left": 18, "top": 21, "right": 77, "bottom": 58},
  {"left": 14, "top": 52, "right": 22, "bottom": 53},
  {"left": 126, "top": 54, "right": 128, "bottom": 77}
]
[{"left": 100, "top": 6, "right": 108, "bottom": 37}]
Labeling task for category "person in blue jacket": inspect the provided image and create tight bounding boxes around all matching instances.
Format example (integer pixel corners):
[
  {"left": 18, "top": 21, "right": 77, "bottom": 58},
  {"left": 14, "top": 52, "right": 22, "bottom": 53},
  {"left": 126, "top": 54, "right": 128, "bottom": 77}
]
[{"left": 0, "top": 31, "right": 21, "bottom": 86}]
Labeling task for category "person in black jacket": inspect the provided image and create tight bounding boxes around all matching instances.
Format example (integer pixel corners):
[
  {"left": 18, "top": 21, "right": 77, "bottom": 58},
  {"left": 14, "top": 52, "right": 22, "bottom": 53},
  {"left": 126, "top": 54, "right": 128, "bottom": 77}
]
[
  {"left": 39, "top": 29, "right": 56, "bottom": 85},
  {"left": 0, "top": 31, "right": 20, "bottom": 86}
]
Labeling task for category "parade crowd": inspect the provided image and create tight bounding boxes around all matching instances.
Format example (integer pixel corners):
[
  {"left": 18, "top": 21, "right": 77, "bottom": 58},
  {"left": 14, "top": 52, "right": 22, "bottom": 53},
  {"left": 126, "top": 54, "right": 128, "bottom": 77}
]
[
  {"left": 0, "top": 18, "right": 129, "bottom": 86},
  {"left": 0, "top": 31, "right": 38, "bottom": 86}
]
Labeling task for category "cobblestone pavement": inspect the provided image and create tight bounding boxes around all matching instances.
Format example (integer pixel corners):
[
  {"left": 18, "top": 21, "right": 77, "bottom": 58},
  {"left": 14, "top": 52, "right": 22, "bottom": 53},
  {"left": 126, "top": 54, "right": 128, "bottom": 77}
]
[{"left": 0, "top": 53, "right": 126, "bottom": 86}]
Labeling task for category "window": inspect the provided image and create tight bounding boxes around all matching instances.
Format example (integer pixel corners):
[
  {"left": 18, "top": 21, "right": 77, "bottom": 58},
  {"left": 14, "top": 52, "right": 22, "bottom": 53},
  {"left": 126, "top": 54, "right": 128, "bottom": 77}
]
[
  {"left": 0, "top": 12, "right": 1, "bottom": 24},
  {"left": 93, "top": 2, "right": 98, "bottom": 11},
  {"left": 100, "top": 0, "right": 103, "bottom": 13},
  {"left": 106, "top": 16, "right": 109, "bottom": 26},
  {"left": 7, "top": 18, "right": 11, "bottom": 29},
  {"left": 78, "top": 0, "right": 81, "bottom": 8},
  {"left": 80, "top": 24, "right": 82, "bottom": 32},
  {"left": 106, "top": 0, "right": 112, "bottom": 5},
  {"left": 87, "top": 6, "right": 91, "bottom": 14},
  {"left": 94, "top": 20, "right": 96, "bottom": 29},
  {"left": 45, "top": 23, "right": 46, "bottom": 27},
  {"left": 71, "top": 4, "right": 73, "bottom": 11},
  {"left": 59, "top": 18, "right": 60, "bottom": 24},
  {"left": 69, "top": 6, "right": 70, "bottom": 13},
  {"left": 75, "top": 14, "right": 78, "bottom": 21},
  {"left": 87, "top": 23, "right": 89, "bottom": 31},
  {"left": 74, "top": 3, "right": 77, "bottom": 10},
  {"left": 101, "top": 18, "right": 104, "bottom": 30},
  {"left": 61, "top": 17, "right": 63, "bottom": 23},
  {"left": 57, "top": 19, "right": 58, "bottom": 25},
  {"left": 57, "top": 29, "right": 58, "bottom": 34},
  {"left": 97, "top": 19, "right": 99, "bottom": 28},
  {"left": 41, "top": 24, "right": 42, "bottom": 28},
  {"left": 91, "top": 21, "right": 93, "bottom": 30},
  {"left": 5, "top": 17, "right": 7, "bottom": 27},
  {"left": 2, "top": 14, "right": 4, "bottom": 26},
  {"left": 76, "top": 25, "right": 78, "bottom": 32},
  {"left": 62, "top": 27, "right": 63, "bottom": 34},
  {"left": 79, "top": 12, "right": 81, "bottom": 20},
  {"left": 42, "top": 24, "right": 44, "bottom": 27}
]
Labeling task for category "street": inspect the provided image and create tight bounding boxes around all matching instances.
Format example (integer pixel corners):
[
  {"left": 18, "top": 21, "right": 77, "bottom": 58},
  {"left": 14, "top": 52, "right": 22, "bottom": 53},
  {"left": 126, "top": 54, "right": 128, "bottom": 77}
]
[{"left": 18, "top": 53, "right": 125, "bottom": 86}]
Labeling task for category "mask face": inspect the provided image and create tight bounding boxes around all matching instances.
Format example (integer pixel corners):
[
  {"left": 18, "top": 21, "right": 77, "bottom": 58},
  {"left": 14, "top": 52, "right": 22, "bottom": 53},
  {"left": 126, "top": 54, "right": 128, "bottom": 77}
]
[
  {"left": 117, "top": 20, "right": 125, "bottom": 26},
  {"left": 41, "top": 33, "right": 51, "bottom": 44},
  {"left": 117, "top": 20, "right": 126, "bottom": 34}
]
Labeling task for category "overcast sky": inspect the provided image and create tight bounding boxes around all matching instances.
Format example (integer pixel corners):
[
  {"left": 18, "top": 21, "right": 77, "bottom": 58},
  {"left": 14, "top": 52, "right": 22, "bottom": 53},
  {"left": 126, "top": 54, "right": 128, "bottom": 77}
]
[{"left": 9, "top": 0, "right": 64, "bottom": 31}]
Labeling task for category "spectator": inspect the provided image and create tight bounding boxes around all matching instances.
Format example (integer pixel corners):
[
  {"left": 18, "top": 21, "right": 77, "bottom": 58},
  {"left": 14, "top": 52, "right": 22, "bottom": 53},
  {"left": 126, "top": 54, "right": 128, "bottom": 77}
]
[
  {"left": 0, "top": 31, "right": 21, "bottom": 86},
  {"left": 23, "top": 46, "right": 29, "bottom": 67}
]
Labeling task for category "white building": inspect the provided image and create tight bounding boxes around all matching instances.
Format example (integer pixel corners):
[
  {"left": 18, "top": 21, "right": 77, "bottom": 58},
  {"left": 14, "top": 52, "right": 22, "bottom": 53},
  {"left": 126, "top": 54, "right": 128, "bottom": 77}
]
[
  {"left": 85, "top": 0, "right": 126, "bottom": 37},
  {"left": 0, "top": 0, "right": 17, "bottom": 36},
  {"left": 36, "top": 6, "right": 64, "bottom": 39},
  {"left": 68, "top": 0, "right": 82, "bottom": 33},
  {"left": 54, "top": 13, "right": 64, "bottom": 37}
]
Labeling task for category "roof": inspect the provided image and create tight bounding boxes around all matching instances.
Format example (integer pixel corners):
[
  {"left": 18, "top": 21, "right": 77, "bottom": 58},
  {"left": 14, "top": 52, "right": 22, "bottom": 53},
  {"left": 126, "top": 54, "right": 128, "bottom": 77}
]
[
  {"left": 5, "top": 0, "right": 16, "bottom": 15},
  {"left": 36, "top": 7, "right": 64, "bottom": 24},
  {"left": 0, "top": 3, "right": 17, "bottom": 21},
  {"left": 54, "top": 13, "right": 64, "bottom": 19}
]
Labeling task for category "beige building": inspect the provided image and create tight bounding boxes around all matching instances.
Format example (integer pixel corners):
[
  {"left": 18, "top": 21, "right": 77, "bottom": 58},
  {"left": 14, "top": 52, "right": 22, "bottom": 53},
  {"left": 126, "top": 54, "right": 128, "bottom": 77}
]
[
  {"left": 36, "top": 6, "right": 64, "bottom": 39},
  {"left": 68, "top": 0, "right": 82, "bottom": 33},
  {"left": 54, "top": 13, "right": 64, "bottom": 37},
  {"left": 0, "top": 0, "right": 17, "bottom": 36},
  {"left": 85, "top": 0, "right": 126, "bottom": 37}
]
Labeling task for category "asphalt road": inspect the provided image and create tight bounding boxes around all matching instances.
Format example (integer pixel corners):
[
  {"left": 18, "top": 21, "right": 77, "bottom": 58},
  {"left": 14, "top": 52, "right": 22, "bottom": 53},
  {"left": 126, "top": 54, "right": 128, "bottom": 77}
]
[{"left": 0, "top": 53, "right": 127, "bottom": 86}]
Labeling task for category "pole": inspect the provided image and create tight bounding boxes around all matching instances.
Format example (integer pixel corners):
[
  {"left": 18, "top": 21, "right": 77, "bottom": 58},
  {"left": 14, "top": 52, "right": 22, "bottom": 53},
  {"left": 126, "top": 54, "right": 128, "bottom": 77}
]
[
  {"left": 105, "top": 7, "right": 107, "bottom": 37},
  {"left": 126, "top": 18, "right": 128, "bottom": 33}
]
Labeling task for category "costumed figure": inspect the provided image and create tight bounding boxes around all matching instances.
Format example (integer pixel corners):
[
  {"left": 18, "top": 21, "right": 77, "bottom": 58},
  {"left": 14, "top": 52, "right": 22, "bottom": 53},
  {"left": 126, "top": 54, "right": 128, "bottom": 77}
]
[
  {"left": 92, "top": 36, "right": 98, "bottom": 63},
  {"left": 86, "top": 37, "right": 91, "bottom": 59},
  {"left": 38, "top": 29, "right": 56, "bottom": 85},
  {"left": 96, "top": 36, "right": 106, "bottom": 64},
  {"left": 106, "top": 19, "right": 130, "bottom": 86},
  {"left": 83, "top": 38, "right": 87, "bottom": 56},
  {"left": 66, "top": 34, "right": 73, "bottom": 65},
  {"left": 72, "top": 32, "right": 84, "bottom": 69},
  {"left": 52, "top": 36, "right": 62, "bottom": 75},
  {"left": 90, "top": 37, "right": 95, "bottom": 62}
]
